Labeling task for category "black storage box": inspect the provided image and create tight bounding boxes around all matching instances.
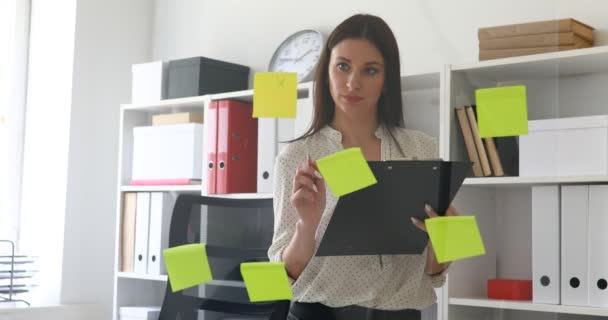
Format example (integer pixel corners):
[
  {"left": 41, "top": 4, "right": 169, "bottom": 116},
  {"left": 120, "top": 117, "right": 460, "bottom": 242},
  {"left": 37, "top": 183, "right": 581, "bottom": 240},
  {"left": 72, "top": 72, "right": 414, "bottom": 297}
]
[{"left": 167, "top": 56, "right": 250, "bottom": 98}]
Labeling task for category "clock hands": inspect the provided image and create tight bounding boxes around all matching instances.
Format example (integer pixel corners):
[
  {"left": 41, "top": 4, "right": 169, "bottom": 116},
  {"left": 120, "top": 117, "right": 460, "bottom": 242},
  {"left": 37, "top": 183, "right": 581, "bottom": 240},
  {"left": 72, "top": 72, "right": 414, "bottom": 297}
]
[{"left": 295, "top": 49, "right": 314, "bottom": 62}]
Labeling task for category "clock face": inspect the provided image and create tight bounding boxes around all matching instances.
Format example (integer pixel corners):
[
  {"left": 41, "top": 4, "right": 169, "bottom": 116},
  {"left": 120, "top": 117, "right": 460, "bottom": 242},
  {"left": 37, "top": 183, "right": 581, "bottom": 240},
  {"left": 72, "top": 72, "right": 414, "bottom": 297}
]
[{"left": 269, "top": 30, "right": 324, "bottom": 82}]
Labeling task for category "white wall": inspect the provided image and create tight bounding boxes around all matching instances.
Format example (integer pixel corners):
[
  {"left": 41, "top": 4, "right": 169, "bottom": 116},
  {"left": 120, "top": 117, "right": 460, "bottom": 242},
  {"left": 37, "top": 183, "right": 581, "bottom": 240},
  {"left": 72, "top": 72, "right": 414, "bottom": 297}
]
[
  {"left": 60, "top": 0, "right": 153, "bottom": 319},
  {"left": 151, "top": 0, "right": 608, "bottom": 80}
]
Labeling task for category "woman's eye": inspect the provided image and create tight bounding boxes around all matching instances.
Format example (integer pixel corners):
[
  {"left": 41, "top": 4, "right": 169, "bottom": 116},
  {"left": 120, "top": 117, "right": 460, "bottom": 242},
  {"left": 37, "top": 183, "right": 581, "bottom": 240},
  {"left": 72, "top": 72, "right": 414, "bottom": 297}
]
[
  {"left": 337, "top": 63, "right": 349, "bottom": 71},
  {"left": 365, "top": 67, "right": 378, "bottom": 75}
]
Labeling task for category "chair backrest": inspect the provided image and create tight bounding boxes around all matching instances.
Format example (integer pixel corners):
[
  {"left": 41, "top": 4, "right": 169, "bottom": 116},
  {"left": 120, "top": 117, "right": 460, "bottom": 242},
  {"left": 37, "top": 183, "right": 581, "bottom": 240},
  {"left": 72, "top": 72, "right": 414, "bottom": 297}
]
[{"left": 159, "top": 194, "right": 290, "bottom": 320}]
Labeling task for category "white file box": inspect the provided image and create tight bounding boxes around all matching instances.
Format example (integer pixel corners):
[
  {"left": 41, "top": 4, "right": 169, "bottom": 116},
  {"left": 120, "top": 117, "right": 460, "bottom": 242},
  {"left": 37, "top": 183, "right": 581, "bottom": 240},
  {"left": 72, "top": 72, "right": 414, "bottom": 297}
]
[
  {"left": 119, "top": 306, "right": 161, "bottom": 320},
  {"left": 132, "top": 123, "right": 203, "bottom": 184},
  {"left": 131, "top": 61, "right": 168, "bottom": 104},
  {"left": 520, "top": 115, "right": 608, "bottom": 177}
]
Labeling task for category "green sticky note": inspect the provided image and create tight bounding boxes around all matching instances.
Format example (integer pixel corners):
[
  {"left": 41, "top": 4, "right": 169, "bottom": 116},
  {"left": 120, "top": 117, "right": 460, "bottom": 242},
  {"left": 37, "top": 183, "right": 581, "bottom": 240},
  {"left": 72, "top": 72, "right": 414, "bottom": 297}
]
[
  {"left": 475, "top": 85, "right": 528, "bottom": 138},
  {"left": 163, "top": 243, "right": 212, "bottom": 292},
  {"left": 241, "top": 262, "right": 293, "bottom": 302},
  {"left": 316, "top": 148, "right": 377, "bottom": 197},
  {"left": 426, "top": 216, "right": 486, "bottom": 264},
  {"left": 253, "top": 72, "right": 297, "bottom": 118}
]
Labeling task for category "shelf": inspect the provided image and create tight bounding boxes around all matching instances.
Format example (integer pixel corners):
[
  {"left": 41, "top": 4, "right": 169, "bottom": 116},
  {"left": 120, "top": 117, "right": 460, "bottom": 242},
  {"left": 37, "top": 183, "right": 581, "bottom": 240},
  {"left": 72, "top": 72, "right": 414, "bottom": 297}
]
[
  {"left": 116, "top": 273, "right": 244, "bottom": 287},
  {"left": 209, "top": 81, "right": 313, "bottom": 102},
  {"left": 120, "top": 187, "right": 273, "bottom": 198},
  {"left": 121, "top": 96, "right": 207, "bottom": 112},
  {"left": 200, "top": 192, "right": 273, "bottom": 199},
  {"left": 120, "top": 185, "right": 202, "bottom": 193},
  {"left": 116, "top": 272, "right": 167, "bottom": 282},
  {"left": 462, "top": 175, "right": 608, "bottom": 187},
  {"left": 450, "top": 297, "right": 608, "bottom": 317},
  {"left": 121, "top": 82, "right": 313, "bottom": 112},
  {"left": 451, "top": 45, "right": 608, "bottom": 81}
]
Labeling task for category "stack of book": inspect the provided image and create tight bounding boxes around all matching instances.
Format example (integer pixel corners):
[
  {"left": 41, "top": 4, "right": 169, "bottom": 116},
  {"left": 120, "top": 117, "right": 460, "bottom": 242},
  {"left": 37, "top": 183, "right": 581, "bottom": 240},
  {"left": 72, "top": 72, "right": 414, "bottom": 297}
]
[
  {"left": 478, "top": 18, "right": 594, "bottom": 61},
  {"left": 455, "top": 106, "right": 519, "bottom": 178}
]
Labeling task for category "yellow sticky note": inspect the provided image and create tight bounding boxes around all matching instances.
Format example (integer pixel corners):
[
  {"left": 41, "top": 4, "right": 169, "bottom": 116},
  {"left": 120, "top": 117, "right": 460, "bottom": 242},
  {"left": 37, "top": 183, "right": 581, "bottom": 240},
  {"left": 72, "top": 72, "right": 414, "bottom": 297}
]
[
  {"left": 253, "top": 72, "right": 297, "bottom": 118},
  {"left": 163, "top": 243, "right": 212, "bottom": 292},
  {"left": 475, "top": 85, "right": 528, "bottom": 138},
  {"left": 241, "top": 262, "right": 293, "bottom": 302},
  {"left": 426, "top": 216, "right": 486, "bottom": 264},
  {"left": 316, "top": 148, "right": 377, "bottom": 197}
]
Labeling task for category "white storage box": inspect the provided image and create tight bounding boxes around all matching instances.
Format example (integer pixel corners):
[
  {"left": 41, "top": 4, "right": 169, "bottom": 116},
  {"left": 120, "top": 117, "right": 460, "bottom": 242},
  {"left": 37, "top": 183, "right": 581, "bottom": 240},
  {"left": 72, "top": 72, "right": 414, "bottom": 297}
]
[
  {"left": 131, "top": 123, "right": 203, "bottom": 184},
  {"left": 119, "top": 306, "right": 160, "bottom": 320},
  {"left": 132, "top": 61, "right": 168, "bottom": 104},
  {"left": 520, "top": 115, "right": 608, "bottom": 176}
]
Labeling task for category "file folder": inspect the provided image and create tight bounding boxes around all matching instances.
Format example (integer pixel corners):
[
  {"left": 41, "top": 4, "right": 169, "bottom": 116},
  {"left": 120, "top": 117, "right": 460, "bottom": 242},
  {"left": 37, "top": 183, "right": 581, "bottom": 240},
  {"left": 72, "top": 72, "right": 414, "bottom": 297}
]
[
  {"left": 147, "top": 192, "right": 177, "bottom": 275},
  {"left": 120, "top": 192, "right": 137, "bottom": 272},
  {"left": 532, "top": 186, "right": 560, "bottom": 304},
  {"left": 588, "top": 185, "right": 608, "bottom": 307},
  {"left": 134, "top": 192, "right": 151, "bottom": 274},
  {"left": 257, "top": 117, "right": 296, "bottom": 193},
  {"left": 316, "top": 160, "right": 471, "bottom": 256},
  {"left": 257, "top": 118, "right": 277, "bottom": 193},
  {"left": 561, "top": 185, "right": 589, "bottom": 306},
  {"left": 216, "top": 100, "right": 258, "bottom": 194},
  {"left": 206, "top": 101, "right": 219, "bottom": 194}
]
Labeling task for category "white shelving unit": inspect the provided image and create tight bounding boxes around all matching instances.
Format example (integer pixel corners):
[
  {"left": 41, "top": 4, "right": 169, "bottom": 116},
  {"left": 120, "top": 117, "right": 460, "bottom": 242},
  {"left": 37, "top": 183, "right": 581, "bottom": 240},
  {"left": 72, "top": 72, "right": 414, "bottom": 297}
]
[
  {"left": 445, "top": 45, "right": 608, "bottom": 320},
  {"left": 111, "top": 82, "right": 314, "bottom": 320}
]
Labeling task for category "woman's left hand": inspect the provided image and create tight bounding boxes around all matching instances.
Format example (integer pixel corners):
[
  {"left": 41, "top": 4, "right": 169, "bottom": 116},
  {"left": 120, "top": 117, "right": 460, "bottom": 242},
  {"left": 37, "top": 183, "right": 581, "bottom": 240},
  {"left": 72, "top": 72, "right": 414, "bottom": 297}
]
[{"left": 411, "top": 204, "right": 459, "bottom": 232}]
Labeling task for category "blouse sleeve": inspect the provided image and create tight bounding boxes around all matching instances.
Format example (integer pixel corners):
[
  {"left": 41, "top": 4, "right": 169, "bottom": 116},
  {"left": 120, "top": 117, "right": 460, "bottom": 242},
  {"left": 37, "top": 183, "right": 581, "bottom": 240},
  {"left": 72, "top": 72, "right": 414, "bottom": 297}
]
[{"left": 267, "top": 147, "right": 302, "bottom": 264}]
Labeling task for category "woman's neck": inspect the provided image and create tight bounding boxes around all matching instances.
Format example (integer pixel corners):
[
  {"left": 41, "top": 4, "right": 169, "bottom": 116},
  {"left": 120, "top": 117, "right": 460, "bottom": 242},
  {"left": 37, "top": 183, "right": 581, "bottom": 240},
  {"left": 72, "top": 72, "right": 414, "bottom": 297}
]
[{"left": 330, "top": 110, "right": 379, "bottom": 146}]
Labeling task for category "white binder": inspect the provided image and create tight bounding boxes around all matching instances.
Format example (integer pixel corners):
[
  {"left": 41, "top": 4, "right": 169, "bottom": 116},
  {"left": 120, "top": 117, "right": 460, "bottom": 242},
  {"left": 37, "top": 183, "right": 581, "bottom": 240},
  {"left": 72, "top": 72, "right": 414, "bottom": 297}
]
[
  {"left": 134, "top": 192, "right": 151, "bottom": 274},
  {"left": 147, "top": 192, "right": 176, "bottom": 275},
  {"left": 532, "top": 185, "right": 560, "bottom": 304},
  {"left": 257, "top": 118, "right": 277, "bottom": 193},
  {"left": 561, "top": 185, "right": 589, "bottom": 306},
  {"left": 588, "top": 185, "right": 608, "bottom": 307},
  {"left": 257, "top": 117, "right": 297, "bottom": 193},
  {"left": 294, "top": 97, "right": 313, "bottom": 138}
]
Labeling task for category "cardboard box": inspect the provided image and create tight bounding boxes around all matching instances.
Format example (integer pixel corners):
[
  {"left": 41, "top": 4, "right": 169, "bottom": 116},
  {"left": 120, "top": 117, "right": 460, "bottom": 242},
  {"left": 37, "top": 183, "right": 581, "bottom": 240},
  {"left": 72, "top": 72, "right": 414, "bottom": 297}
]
[
  {"left": 152, "top": 112, "right": 203, "bottom": 126},
  {"left": 478, "top": 18, "right": 594, "bottom": 42}
]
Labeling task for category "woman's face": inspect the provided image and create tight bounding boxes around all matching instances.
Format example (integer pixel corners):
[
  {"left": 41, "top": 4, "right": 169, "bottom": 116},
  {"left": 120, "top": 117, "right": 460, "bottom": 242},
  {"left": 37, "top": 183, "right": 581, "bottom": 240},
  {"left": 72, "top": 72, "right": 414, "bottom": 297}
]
[{"left": 328, "top": 38, "right": 385, "bottom": 116}]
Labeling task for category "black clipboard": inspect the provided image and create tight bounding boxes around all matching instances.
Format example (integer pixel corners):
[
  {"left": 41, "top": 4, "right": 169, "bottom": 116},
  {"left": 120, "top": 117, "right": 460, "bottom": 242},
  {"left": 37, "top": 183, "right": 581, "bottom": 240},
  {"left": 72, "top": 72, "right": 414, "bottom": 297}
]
[{"left": 315, "top": 160, "right": 472, "bottom": 256}]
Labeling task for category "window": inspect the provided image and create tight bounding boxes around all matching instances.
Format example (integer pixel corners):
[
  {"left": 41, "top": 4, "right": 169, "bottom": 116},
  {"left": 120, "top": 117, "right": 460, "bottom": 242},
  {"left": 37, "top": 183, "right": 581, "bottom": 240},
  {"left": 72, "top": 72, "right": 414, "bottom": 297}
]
[{"left": 0, "top": 0, "right": 30, "bottom": 253}]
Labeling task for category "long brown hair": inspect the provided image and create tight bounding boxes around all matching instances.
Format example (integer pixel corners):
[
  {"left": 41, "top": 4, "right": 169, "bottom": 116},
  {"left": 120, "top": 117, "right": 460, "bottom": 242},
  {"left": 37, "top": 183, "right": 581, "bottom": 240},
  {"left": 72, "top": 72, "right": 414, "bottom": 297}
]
[{"left": 295, "top": 14, "right": 404, "bottom": 152}]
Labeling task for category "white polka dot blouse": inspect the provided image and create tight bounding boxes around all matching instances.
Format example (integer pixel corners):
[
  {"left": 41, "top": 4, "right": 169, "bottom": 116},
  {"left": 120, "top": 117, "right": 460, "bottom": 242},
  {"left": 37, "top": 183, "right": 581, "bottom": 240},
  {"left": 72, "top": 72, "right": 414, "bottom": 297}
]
[{"left": 267, "top": 125, "right": 448, "bottom": 310}]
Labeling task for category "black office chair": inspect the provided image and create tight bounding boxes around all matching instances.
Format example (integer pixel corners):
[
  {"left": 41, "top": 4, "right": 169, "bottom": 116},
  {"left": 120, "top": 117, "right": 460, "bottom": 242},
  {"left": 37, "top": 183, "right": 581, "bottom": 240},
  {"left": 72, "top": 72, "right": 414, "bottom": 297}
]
[{"left": 158, "top": 194, "right": 290, "bottom": 320}]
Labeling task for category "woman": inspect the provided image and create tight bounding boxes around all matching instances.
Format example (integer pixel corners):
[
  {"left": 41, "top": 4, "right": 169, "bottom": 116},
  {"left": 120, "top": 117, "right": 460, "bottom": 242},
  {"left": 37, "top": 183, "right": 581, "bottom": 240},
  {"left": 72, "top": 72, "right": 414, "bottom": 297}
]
[{"left": 268, "top": 14, "right": 458, "bottom": 320}]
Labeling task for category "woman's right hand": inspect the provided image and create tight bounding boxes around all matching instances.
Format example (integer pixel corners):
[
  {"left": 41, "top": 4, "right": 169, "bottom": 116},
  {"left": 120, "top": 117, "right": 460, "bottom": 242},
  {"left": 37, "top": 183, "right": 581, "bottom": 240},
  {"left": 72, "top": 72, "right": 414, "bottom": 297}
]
[{"left": 290, "top": 156, "right": 326, "bottom": 229}]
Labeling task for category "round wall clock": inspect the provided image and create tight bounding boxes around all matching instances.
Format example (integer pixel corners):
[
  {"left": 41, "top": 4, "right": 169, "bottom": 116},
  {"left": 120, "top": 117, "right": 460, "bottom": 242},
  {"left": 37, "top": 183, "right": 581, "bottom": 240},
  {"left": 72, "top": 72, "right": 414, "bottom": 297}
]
[{"left": 268, "top": 29, "right": 324, "bottom": 82}]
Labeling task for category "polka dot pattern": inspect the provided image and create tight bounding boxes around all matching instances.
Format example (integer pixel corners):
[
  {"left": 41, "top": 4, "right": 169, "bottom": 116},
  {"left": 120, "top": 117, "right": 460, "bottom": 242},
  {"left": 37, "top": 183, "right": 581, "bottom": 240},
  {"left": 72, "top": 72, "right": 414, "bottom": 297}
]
[{"left": 268, "top": 125, "right": 447, "bottom": 310}]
